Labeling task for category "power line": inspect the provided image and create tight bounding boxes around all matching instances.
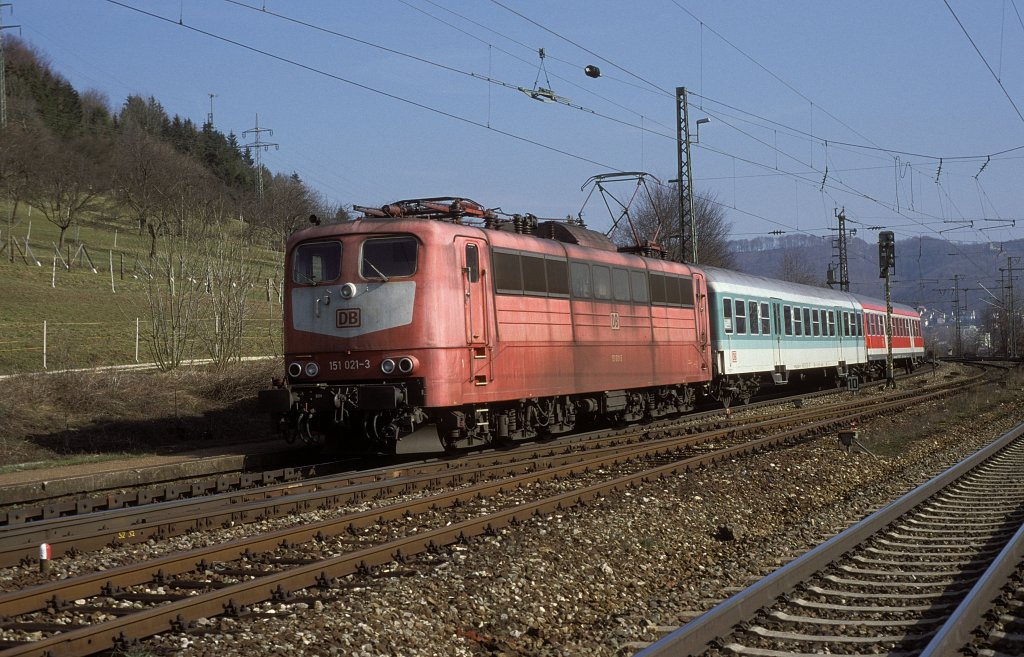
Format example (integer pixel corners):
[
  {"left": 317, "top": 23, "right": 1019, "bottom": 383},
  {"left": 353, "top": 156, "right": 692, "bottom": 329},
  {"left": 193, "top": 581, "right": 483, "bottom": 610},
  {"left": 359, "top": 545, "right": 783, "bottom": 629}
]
[
  {"left": 103, "top": 0, "right": 620, "bottom": 173},
  {"left": 944, "top": 0, "right": 1024, "bottom": 124}
]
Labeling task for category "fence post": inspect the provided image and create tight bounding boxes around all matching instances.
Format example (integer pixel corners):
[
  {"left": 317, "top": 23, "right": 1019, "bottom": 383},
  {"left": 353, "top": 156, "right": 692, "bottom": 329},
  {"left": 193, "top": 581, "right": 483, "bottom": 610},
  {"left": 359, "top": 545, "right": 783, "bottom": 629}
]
[
  {"left": 109, "top": 250, "right": 115, "bottom": 293},
  {"left": 43, "top": 320, "right": 47, "bottom": 370},
  {"left": 135, "top": 318, "right": 140, "bottom": 363},
  {"left": 51, "top": 256, "right": 56, "bottom": 288}
]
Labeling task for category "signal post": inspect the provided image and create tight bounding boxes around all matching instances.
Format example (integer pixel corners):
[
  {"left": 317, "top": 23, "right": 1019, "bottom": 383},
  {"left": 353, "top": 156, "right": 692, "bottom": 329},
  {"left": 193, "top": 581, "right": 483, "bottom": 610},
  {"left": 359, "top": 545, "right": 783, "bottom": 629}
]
[{"left": 879, "top": 231, "right": 896, "bottom": 388}]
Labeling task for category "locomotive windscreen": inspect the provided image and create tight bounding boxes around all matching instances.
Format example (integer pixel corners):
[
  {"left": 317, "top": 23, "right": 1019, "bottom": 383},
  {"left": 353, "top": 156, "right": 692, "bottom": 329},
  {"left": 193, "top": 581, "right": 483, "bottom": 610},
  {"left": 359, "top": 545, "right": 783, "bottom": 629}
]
[
  {"left": 361, "top": 236, "right": 418, "bottom": 279},
  {"left": 293, "top": 241, "right": 341, "bottom": 285}
]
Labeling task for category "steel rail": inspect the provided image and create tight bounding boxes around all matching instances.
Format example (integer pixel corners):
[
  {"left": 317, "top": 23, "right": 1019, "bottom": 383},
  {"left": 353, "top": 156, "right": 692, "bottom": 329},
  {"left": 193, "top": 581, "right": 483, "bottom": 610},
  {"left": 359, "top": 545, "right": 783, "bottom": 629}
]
[
  {"left": 0, "top": 379, "right": 969, "bottom": 570},
  {"left": 0, "top": 385, "right": 973, "bottom": 655},
  {"left": 633, "top": 419, "right": 1024, "bottom": 657},
  {"left": 917, "top": 508, "right": 1024, "bottom": 656}
]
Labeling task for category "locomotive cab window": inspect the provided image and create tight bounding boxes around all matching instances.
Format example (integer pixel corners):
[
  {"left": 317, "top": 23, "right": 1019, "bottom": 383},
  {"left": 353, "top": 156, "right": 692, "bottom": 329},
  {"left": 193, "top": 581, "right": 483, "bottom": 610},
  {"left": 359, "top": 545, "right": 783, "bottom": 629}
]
[
  {"left": 465, "top": 244, "right": 479, "bottom": 283},
  {"left": 293, "top": 241, "right": 342, "bottom": 285},
  {"left": 361, "top": 236, "right": 417, "bottom": 279}
]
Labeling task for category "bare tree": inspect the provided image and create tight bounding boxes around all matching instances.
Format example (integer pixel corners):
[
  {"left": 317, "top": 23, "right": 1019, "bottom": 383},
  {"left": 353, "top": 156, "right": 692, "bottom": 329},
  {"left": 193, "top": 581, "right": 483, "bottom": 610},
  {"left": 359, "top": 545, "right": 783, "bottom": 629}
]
[
  {"left": 23, "top": 136, "right": 106, "bottom": 249},
  {"left": 609, "top": 181, "right": 734, "bottom": 268},
  {"left": 776, "top": 249, "right": 821, "bottom": 285},
  {"left": 116, "top": 129, "right": 223, "bottom": 257},
  {"left": 198, "top": 234, "right": 262, "bottom": 368},
  {"left": 142, "top": 223, "right": 206, "bottom": 370},
  {"left": 0, "top": 122, "right": 37, "bottom": 262}
]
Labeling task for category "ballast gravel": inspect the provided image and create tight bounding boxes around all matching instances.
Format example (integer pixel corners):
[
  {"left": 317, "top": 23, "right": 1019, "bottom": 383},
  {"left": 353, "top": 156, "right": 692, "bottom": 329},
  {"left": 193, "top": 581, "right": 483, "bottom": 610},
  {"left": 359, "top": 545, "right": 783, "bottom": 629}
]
[{"left": 11, "top": 370, "right": 1024, "bottom": 657}]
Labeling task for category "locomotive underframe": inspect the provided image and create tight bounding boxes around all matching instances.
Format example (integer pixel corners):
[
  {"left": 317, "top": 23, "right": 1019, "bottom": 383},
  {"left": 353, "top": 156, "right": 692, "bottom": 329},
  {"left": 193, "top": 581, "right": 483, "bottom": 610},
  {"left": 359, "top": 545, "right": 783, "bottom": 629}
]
[{"left": 266, "top": 378, "right": 701, "bottom": 453}]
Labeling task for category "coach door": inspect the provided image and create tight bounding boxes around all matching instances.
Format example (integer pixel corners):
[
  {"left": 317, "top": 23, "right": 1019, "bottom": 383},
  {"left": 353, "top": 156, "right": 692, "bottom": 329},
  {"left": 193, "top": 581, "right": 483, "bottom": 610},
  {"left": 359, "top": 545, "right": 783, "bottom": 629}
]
[
  {"left": 458, "top": 237, "right": 491, "bottom": 386},
  {"left": 771, "top": 299, "right": 784, "bottom": 369}
]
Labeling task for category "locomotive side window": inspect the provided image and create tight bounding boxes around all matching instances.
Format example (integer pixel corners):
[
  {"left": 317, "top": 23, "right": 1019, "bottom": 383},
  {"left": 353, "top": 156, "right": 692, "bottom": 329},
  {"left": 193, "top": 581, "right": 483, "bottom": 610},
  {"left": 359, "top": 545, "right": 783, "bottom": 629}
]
[
  {"left": 546, "top": 259, "right": 570, "bottom": 297},
  {"left": 734, "top": 299, "right": 747, "bottom": 334},
  {"left": 592, "top": 265, "right": 612, "bottom": 300},
  {"left": 361, "top": 236, "right": 417, "bottom": 279},
  {"left": 680, "top": 276, "right": 695, "bottom": 306},
  {"left": 612, "top": 268, "right": 631, "bottom": 301},
  {"left": 722, "top": 298, "right": 733, "bottom": 333},
  {"left": 761, "top": 302, "right": 771, "bottom": 334},
  {"left": 748, "top": 301, "right": 759, "bottom": 335},
  {"left": 493, "top": 250, "right": 523, "bottom": 294},
  {"left": 665, "top": 276, "right": 682, "bottom": 305},
  {"left": 630, "top": 271, "right": 649, "bottom": 303},
  {"left": 649, "top": 274, "right": 667, "bottom": 304},
  {"left": 570, "top": 262, "right": 592, "bottom": 298},
  {"left": 292, "top": 241, "right": 341, "bottom": 285},
  {"left": 522, "top": 255, "right": 548, "bottom": 295}
]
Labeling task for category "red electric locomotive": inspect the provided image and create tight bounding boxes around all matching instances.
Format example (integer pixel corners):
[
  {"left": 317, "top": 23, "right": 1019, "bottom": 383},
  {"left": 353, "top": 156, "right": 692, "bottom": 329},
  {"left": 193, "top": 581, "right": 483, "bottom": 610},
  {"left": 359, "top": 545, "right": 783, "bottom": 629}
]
[{"left": 260, "top": 198, "right": 712, "bottom": 453}]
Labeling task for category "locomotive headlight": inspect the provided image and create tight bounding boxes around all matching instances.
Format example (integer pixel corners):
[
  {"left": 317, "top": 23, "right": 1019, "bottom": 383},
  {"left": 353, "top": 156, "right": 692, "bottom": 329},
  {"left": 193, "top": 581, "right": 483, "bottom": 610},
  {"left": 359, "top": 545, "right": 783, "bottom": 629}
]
[
  {"left": 288, "top": 362, "right": 303, "bottom": 378},
  {"left": 305, "top": 362, "right": 320, "bottom": 377},
  {"left": 397, "top": 356, "right": 415, "bottom": 374},
  {"left": 339, "top": 282, "right": 357, "bottom": 300},
  {"left": 380, "top": 358, "right": 397, "bottom": 375}
]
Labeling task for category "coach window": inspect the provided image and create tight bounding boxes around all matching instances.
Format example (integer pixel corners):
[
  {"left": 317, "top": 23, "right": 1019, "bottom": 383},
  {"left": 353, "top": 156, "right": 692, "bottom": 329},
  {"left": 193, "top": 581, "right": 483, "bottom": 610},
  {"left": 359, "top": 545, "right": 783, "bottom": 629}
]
[
  {"left": 570, "top": 262, "right": 592, "bottom": 298},
  {"left": 748, "top": 301, "right": 759, "bottom": 335},
  {"left": 802, "top": 308, "right": 811, "bottom": 337},
  {"left": 811, "top": 309, "right": 821, "bottom": 336},
  {"left": 827, "top": 310, "right": 836, "bottom": 337},
  {"left": 723, "top": 298, "right": 733, "bottom": 333},
  {"left": 856, "top": 312, "right": 863, "bottom": 336},
  {"left": 631, "top": 271, "right": 649, "bottom": 303},
  {"left": 734, "top": 299, "right": 747, "bottom": 334},
  {"left": 784, "top": 305, "right": 793, "bottom": 335},
  {"left": 793, "top": 307, "right": 803, "bottom": 336},
  {"left": 612, "top": 268, "right": 631, "bottom": 302},
  {"left": 761, "top": 302, "right": 771, "bottom": 334},
  {"left": 293, "top": 241, "right": 341, "bottom": 285},
  {"left": 361, "top": 236, "right": 417, "bottom": 279}
]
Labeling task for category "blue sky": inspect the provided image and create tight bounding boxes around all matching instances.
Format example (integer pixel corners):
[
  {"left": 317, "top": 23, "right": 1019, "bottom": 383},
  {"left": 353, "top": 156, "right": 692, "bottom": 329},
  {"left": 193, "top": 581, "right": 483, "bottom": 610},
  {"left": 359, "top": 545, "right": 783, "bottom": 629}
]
[{"left": 10, "top": 1, "right": 1024, "bottom": 245}]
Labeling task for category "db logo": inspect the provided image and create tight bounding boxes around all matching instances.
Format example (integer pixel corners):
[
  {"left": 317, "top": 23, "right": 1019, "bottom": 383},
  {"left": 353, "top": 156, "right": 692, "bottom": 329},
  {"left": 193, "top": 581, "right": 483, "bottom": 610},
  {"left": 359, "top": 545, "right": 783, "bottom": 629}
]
[{"left": 336, "top": 308, "right": 361, "bottom": 328}]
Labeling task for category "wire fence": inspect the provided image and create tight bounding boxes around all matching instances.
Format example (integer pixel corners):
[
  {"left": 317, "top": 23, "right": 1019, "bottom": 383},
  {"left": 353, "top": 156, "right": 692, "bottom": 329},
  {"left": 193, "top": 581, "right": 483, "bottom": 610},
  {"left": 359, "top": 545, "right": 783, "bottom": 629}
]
[{"left": 0, "top": 317, "right": 283, "bottom": 375}]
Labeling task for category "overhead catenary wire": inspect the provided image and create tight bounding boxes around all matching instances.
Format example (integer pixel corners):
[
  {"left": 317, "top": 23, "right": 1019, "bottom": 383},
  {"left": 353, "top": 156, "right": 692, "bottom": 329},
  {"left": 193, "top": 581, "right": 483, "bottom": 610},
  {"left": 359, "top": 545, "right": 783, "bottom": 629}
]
[{"left": 102, "top": 0, "right": 1019, "bottom": 257}]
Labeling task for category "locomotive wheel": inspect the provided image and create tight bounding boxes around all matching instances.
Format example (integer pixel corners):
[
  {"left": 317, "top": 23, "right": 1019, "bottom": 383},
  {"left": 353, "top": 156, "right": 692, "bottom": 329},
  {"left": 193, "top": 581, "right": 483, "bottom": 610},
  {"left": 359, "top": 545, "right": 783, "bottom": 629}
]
[{"left": 363, "top": 413, "right": 399, "bottom": 456}]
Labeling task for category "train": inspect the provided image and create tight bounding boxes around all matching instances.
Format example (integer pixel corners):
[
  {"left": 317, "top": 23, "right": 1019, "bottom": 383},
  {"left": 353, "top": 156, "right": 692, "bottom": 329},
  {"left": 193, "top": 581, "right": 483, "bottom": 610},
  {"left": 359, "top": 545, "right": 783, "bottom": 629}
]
[{"left": 259, "top": 197, "right": 925, "bottom": 453}]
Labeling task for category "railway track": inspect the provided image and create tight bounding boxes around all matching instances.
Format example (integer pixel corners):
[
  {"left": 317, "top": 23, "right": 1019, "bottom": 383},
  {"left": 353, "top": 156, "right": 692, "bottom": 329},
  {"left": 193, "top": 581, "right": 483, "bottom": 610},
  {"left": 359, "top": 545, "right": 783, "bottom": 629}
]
[
  {"left": 0, "top": 366, "right": 942, "bottom": 524},
  {"left": 635, "top": 419, "right": 1024, "bottom": 657},
  {"left": 0, "top": 371, "right": 987, "bottom": 656},
  {"left": 0, "top": 370, "right": 978, "bottom": 572}
]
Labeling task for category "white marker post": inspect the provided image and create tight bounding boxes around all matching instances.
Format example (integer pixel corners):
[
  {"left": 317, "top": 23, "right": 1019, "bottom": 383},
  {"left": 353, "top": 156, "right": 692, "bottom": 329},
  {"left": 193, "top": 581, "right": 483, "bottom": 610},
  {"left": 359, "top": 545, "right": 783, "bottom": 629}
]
[{"left": 39, "top": 543, "right": 51, "bottom": 574}]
